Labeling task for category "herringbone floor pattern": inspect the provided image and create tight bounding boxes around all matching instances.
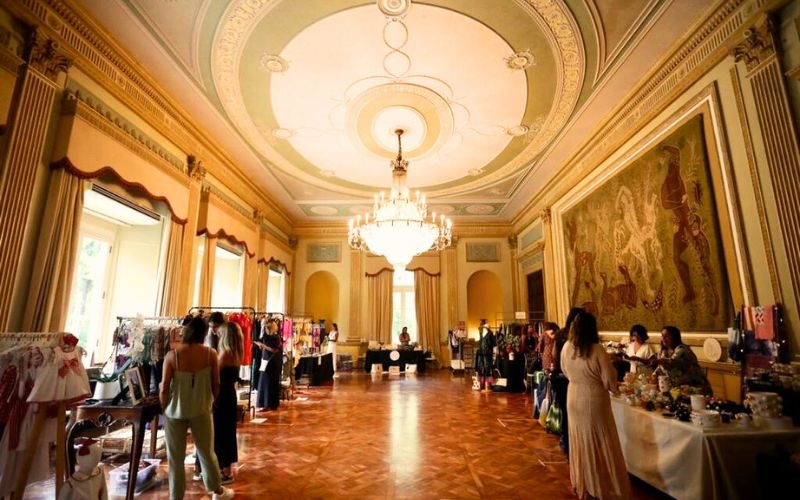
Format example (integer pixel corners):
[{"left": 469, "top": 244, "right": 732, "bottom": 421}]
[{"left": 25, "top": 368, "right": 671, "bottom": 499}]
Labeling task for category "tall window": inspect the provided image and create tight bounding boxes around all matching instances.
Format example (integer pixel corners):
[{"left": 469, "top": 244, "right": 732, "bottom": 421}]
[
  {"left": 391, "top": 270, "right": 416, "bottom": 344},
  {"left": 65, "top": 231, "right": 112, "bottom": 365}
]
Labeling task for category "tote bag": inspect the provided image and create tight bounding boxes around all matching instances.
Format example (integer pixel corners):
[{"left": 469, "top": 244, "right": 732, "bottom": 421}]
[
  {"left": 545, "top": 399, "right": 562, "bottom": 434},
  {"left": 538, "top": 380, "right": 551, "bottom": 427}
]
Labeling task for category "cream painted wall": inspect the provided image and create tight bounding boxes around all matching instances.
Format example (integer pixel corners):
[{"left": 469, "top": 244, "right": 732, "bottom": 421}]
[
  {"left": 455, "top": 238, "right": 515, "bottom": 338},
  {"left": 304, "top": 270, "right": 339, "bottom": 326},
  {"left": 292, "top": 238, "right": 351, "bottom": 338}
]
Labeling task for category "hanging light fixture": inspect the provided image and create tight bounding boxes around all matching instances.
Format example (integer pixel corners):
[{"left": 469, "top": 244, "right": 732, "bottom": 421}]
[{"left": 348, "top": 129, "right": 452, "bottom": 272}]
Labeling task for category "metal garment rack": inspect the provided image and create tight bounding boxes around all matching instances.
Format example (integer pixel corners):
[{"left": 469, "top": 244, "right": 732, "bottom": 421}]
[{"left": 188, "top": 306, "right": 257, "bottom": 414}]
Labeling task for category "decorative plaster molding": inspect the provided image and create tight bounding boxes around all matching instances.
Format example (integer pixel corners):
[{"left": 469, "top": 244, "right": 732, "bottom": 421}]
[
  {"left": 0, "top": 26, "right": 24, "bottom": 74},
  {"left": 65, "top": 92, "right": 186, "bottom": 177},
  {"left": 187, "top": 155, "right": 206, "bottom": 181},
  {"left": 26, "top": 29, "right": 71, "bottom": 80},
  {"left": 730, "top": 17, "right": 776, "bottom": 72},
  {"left": 540, "top": 207, "right": 551, "bottom": 224},
  {"left": 507, "top": 235, "right": 518, "bottom": 250},
  {"left": 12, "top": 0, "right": 291, "bottom": 232},
  {"left": 205, "top": 183, "right": 254, "bottom": 221}
]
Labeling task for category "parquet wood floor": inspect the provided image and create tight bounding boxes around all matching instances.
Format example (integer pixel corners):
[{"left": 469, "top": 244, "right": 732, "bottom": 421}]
[{"left": 24, "top": 369, "right": 671, "bottom": 499}]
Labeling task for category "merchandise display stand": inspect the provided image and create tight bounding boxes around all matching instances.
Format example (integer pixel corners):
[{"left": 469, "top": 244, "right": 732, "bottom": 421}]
[{"left": 0, "top": 332, "right": 83, "bottom": 500}]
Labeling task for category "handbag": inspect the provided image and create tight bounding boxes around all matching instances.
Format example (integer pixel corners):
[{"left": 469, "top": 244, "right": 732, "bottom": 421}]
[
  {"left": 545, "top": 399, "right": 563, "bottom": 435},
  {"left": 538, "top": 380, "right": 551, "bottom": 426}
]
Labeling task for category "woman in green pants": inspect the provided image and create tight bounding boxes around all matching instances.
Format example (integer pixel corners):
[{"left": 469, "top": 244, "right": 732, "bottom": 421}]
[{"left": 160, "top": 316, "right": 234, "bottom": 500}]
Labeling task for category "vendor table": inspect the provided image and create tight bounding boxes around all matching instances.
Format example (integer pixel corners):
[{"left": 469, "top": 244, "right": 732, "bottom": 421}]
[
  {"left": 364, "top": 349, "right": 427, "bottom": 373},
  {"left": 66, "top": 397, "right": 161, "bottom": 500},
  {"left": 295, "top": 353, "right": 334, "bottom": 385},
  {"left": 611, "top": 397, "right": 800, "bottom": 499}
]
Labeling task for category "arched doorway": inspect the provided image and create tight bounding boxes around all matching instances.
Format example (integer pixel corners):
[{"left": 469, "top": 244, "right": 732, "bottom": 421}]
[
  {"left": 304, "top": 271, "right": 339, "bottom": 326},
  {"left": 466, "top": 270, "right": 502, "bottom": 338}
]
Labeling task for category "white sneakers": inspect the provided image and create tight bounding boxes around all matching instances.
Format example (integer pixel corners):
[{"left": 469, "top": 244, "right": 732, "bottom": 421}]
[{"left": 212, "top": 486, "right": 234, "bottom": 499}]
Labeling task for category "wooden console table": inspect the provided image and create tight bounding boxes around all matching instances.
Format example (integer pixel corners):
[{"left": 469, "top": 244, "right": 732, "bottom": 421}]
[{"left": 66, "top": 397, "right": 162, "bottom": 500}]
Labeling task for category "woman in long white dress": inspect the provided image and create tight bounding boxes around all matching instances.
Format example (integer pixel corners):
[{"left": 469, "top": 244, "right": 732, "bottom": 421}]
[{"left": 561, "top": 312, "right": 630, "bottom": 500}]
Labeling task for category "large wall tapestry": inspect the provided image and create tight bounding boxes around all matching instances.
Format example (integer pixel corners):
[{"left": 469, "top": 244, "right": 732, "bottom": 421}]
[{"left": 562, "top": 115, "right": 732, "bottom": 331}]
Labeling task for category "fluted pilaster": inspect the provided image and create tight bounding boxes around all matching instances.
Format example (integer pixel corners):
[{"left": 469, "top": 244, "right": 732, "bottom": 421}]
[
  {"left": 732, "top": 16, "right": 800, "bottom": 305},
  {"left": 348, "top": 249, "right": 362, "bottom": 340},
  {"left": 0, "top": 30, "right": 71, "bottom": 329}
]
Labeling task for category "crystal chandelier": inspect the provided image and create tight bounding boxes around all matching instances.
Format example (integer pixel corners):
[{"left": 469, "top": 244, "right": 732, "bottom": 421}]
[{"left": 348, "top": 129, "right": 452, "bottom": 272}]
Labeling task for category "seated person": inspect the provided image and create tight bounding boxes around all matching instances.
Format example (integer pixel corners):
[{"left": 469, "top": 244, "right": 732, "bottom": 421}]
[
  {"left": 623, "top": 324, "right": 655, "bottom": 377},
  {"left": 652, "top": 325, "right": 712, "bottom": 394},
  {"left": 399, "top": 326, "right": 411, "bottom": 348}
]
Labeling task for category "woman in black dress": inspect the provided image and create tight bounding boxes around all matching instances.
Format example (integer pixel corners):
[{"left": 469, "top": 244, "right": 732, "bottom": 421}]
[
  {"left": 255, "top": 319, "right": 283, "bottom": 410},
  {"left": 214, "top": 321, "right": 243, "bottom": 483}
]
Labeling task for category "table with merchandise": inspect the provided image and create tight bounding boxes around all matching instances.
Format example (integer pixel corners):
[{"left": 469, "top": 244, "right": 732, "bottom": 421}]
[{"left": 611, "top": 397, "right": 800, "bottom": 499}]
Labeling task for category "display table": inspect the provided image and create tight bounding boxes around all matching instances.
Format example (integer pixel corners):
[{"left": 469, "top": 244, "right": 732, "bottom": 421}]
[
  {"left": 295, "top": 353, "right": 334, "bottom": 385},
  {"left": 611, "top": 397, "right": 800, "bottom": 499},
  {"left": 66, "top": 397, "right": 161, "bottom": 500},
  {"left": 496, "top": 356, "right": 526, "bottom": 392},
  {"left": 364, "top": 349, "right": 427, "bottom": 373}
]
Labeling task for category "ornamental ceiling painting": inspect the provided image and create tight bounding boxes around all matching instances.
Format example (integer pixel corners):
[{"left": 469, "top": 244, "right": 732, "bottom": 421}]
[{"left": 75, "top": 0, "right": 716, "bottom": 224}]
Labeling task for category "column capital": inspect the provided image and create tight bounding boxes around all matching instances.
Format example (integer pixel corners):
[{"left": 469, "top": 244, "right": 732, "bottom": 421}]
[
  {"left": 730, "top": 16, "right": 777, "bottom": 72},
  {"left": 540, "top": 207, "right": 552, "bottom": 224},
  {"left": 188, "top": 155, "right": 206, "bottom": 181},
  {"left": 25, "top": 29, "right": 72, "bottom": 81}
]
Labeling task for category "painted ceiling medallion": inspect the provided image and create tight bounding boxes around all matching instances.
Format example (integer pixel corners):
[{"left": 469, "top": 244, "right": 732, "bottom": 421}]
[
  {"left": 505, "top": 50, "right": 535, "bottom": 70},
  {"left": 260, "top": 54, "right": 289, "bottom": 73},
  {"left": 377, "top": 0, "right": 411, "bottom": 18}
]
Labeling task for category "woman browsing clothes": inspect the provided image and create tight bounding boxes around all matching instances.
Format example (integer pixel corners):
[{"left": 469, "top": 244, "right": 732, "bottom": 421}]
[
  {"left": 160, "top": 316, "right": 233, "bottom": 500},
  {"left": 327, "top": 323, "right": 339, "bottom": 373},
  {"left": 213, "top": 321, "right": 244, "bottom": 484},
  {"left": 560, "top": 311, "right": 630, "bottom": 500}
]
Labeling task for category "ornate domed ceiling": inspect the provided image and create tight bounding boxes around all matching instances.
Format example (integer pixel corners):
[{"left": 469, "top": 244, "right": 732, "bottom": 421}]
[{"left": 76, "top": 0, "right": 715, "bottom": 224}]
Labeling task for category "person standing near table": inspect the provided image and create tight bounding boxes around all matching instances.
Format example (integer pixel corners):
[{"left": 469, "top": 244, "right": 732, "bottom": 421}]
[
  {"left": 160, "top": 316, "right": 233, "bottom": 500},
  {"left": 560, "top": 311, "right": 630, "bottom": 500},
  {"left": 327, "top": 323, "right": 340, "bottom": 373},
  {"left": 399, "top": 326, "right": 411, "bottom": 347}
]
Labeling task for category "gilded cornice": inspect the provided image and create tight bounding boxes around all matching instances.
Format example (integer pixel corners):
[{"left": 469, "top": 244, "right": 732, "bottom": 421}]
[
  {"left": 7, "top": 0, "right": 293, "bottom": 233},
  {"left": 204, "top": 182, "right": 256, "bottom": 224},
  {"left": 512, "top": 0, "right": 771, "bottom": 231},
  {"left": 187, "top": 155, "right": 206, "bottom": 182},
  {"left": 64, "top": 90, "right": 186, "bottom": 175}
]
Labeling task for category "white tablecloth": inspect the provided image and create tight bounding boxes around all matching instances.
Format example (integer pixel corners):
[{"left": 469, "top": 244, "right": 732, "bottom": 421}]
[{"left": 611, "top": 398, "right": 800, "bottom": 499}]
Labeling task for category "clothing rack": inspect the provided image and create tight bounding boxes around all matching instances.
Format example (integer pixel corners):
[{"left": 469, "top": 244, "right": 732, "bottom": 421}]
[
  {"left": 188, "top": 306, "right": 257, "bottom": 414},
  {"left": 0, "top": 332, "right": 73, "bottom": 499},
  {"left": 739, "top": 304, "right": 785, "bottom": 397}
]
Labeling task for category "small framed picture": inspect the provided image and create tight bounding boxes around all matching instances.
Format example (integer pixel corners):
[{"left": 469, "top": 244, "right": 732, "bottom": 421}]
[{"left": 125, "top": 367, "right": 146, "bottom": 405}]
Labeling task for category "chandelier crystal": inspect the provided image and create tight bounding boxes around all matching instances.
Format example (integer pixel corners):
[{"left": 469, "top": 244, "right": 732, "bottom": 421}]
[{"left": 348, "top": 129, "right": 452, "bottom": 272}]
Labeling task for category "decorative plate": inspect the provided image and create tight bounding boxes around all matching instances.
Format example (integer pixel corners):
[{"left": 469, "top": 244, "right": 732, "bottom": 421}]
[
  {"left": 703, "top": 338, "right": 722, "bottom": 361},
  {"left": 389, "top": 350, "right": 400, "bottom": 361}
]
